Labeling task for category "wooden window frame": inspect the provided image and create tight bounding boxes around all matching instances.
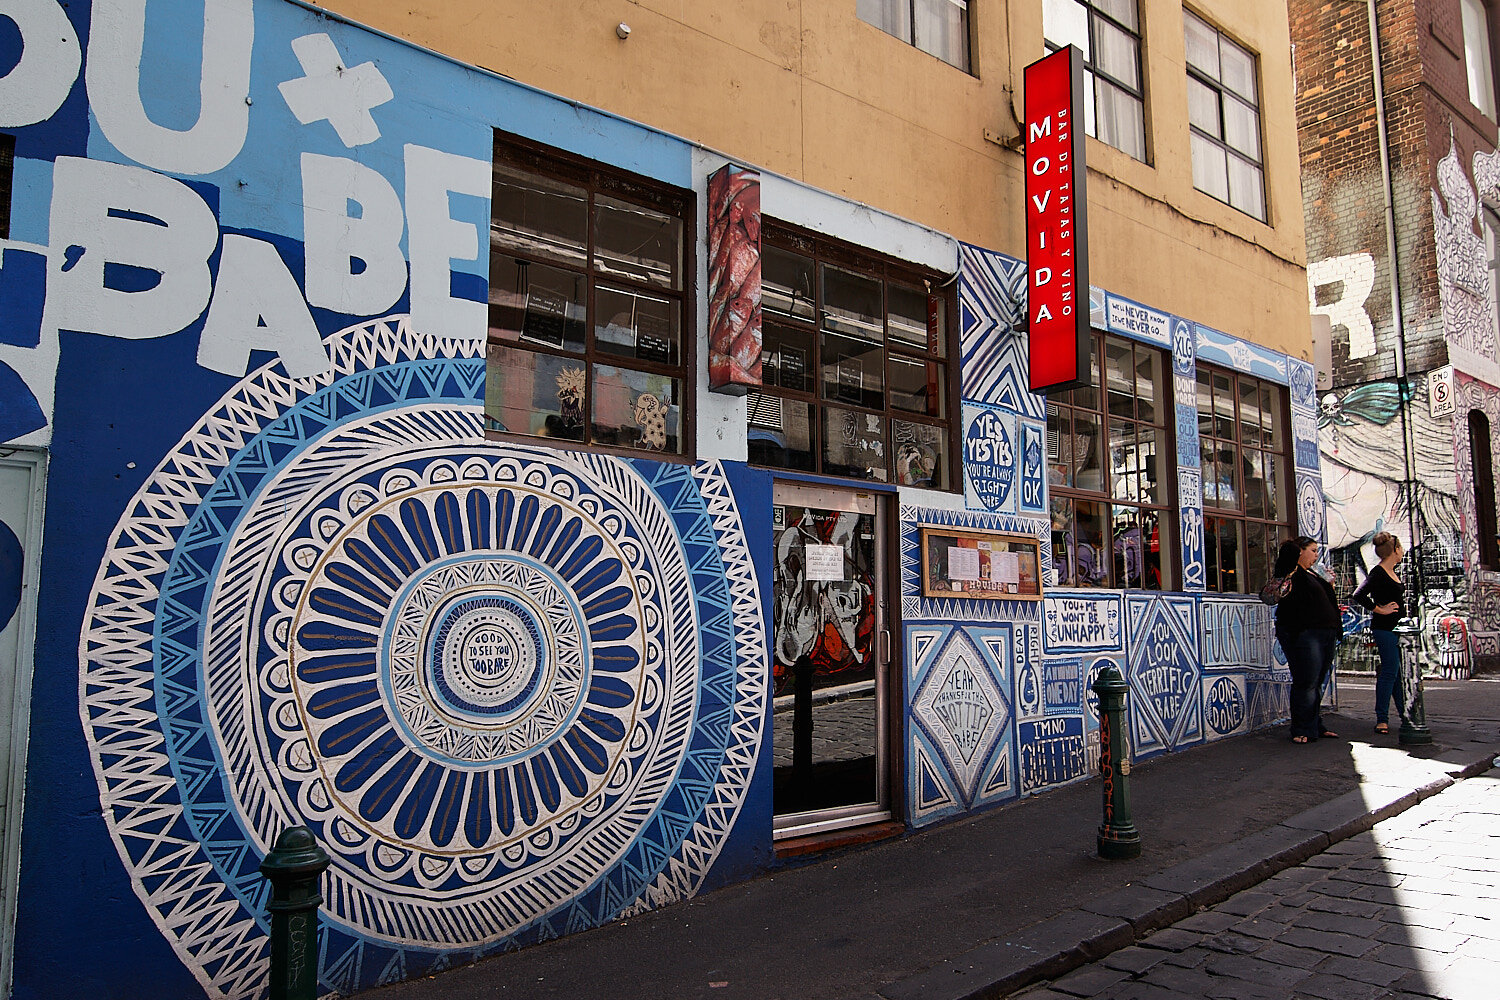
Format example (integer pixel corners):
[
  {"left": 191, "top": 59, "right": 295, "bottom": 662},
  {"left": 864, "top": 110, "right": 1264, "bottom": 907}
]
[
  {"left": 1044, "top": 0, "right": 1148, "bottom": 162},
  {"left": 1184, "top": 9, "right": 1267, "bottom": 221},
  {"left": 1047, "top": 330, "right": 1178, "bottom": 590},
  {"left": 484, "top": 131, "right": 695, "bottom": 460},
  {"left": 747, "top": 220, "right": 960, "bottom": 489}
]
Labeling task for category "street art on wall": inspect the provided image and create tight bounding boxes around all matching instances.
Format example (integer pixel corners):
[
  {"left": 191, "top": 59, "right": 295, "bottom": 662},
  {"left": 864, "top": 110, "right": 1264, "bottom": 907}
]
[{"left": 77, "top": 318, "right": 769, "bottom": 996}]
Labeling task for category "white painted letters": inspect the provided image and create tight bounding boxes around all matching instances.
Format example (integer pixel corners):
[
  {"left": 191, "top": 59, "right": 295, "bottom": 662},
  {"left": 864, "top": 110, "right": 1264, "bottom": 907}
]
[
  {"left": 86, "top": 0, "right": 254, "bottom": 174},
  {"left": 0, "top": 0, "right": 82, "bottom": 127},
  {"left": 45, "top": 157, "right": 218, "bottom": 340},
  {"left": 1307, "top": 253, "right": 1377, "bottom": 360},
  {"left": 199, "top": 235, "right": 328, "bottom": 377},
  {"left": 404, "top": 144, "right": 489, "bottom": 341},
  {"left": 302, "top": 153, "right": 407, "bottom": 316}
]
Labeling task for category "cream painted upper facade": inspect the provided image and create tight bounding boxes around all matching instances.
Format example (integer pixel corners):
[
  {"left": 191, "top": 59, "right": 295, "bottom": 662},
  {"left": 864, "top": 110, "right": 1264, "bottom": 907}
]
[{"left": 313, "top": 0, "right": 1311, "bottom": 358}]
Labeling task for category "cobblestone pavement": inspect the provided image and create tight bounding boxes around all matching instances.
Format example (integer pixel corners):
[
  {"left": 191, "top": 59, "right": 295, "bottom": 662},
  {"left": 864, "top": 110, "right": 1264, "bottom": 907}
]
[
  {"left": 771, "top": 694, "right": 876, "bottom": 768},
  {"left": 1015, "top": 767, "right": 1500, "bottom": 1000}
]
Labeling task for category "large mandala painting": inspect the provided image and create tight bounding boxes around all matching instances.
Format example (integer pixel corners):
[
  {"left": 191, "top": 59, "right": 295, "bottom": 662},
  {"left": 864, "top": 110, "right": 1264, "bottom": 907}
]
[{"left": 79, "top": 318, "right": 766, "bottom": 999}]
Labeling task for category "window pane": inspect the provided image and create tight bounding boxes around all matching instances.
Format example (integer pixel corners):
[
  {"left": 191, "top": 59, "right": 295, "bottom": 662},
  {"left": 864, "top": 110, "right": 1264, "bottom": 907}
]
[
  {"left": 595, "top": 284, "right": 680, "bottom": 365},
  {"left": 1061, "top": 498, "right": 1111, "bottom": 587},
  {"left": 1223, "top": 96, "right": 1261, "bottom": 160},
  {"left": 858, "top": 0, "right": 913, "bottom": 43},
  {"left": 1073, "top": 412, "right": 1105, "bottom": 493},
  {"left": 488, "top": 257, "right": 587, "bottom": 352},
  {"left": 1219, "top": 38, "right": 1258, "bottom": 102},
  {"left": 1463, "top": 0, "right": 1497, "bottom": 118},
  {"left": 1242, "top": 449, "right": 1266, "bottom": 519},
  {"left": 1245, "top": 522, "right": 1273, "bottom": 598},
  {"left": 1265, "top": 452, "right": 1288, "bottom": 522},
  {"left": 1197, "top": 371, "right": 1214, "bottom": 437},
  {"left": 1261, "top": 383, "right": 1282, "bottom": 444},
  {"left": 748, "top": 393, "right": 815, "bottom": 471},
  {"left": 890, "top": 354, "right": 945, "bottom": 416},
  {"left": 1048, "top": 403, "right": 1075, "bottom": 489},
  {"left": 1083, "top": 69, "right": 1098, "bottom": 138},
  {"left": 823, "top": 407, "right": 888, "bottom": 481},
  {"left": 1135, "top": 348, "right": 1165, "bottom": 425},
  {"left": 593, "top": 194, "right": 683, "bottom": 289},
  {"left": 1109, "top": 417, "right": 1139, "bottom": 502},
  {"left": 1072, "top": 338, "right": 1102, "bottom": 411},
  {"left": 1216, "top": 517, "right": 1244, "bottom": 593},
  {"left": 1239, "top": 378, "right": 1263, "bottom": 447},
  {"left": 1201, "top": 443, "right": 1222, "bottom": 508},
  {"left": 763, "top": 246, "right": 816, "bottom": 321},
  {"left": 764, "top": 320, "right": 815, "bottom": 393},
  {"left": 1213, "top": 443, "right": 1240, "bottom": 510},
  {"left": 1187, "top": 77, "right": 1222, "bottom": 136},
  {"left": 1112, "top": 505, "right": 1151, "bottom": 589},
  {"left": 1043, "top": 0, "right": 1090, "bottom": 55},
  {"left": 913, "top": 0, "right": 970, "bottom": 72},
  {"left": 1095, "top": 0, "right": 1138, "bottom": 32},
  {"left": 1213, "top": 370, "right": 1235, "bottom": 438},
  {"left": 822, "top": 265, "right": 884, "bottom": 339},
  {"left": 1095, "top": 81, "right": 1146, "bottom": 161},
  {"left": 485, "top": 344, "right": 587, "bottom": 441},
  {"left": 1184, "top": 11, "right": 1220, "bottom": 78},
  {"left": 490, "top": 163, "right": 587, "bottom": 266},
  {"left": 1138, "top": 424, "right": 1165, "bottom": 504},
  {"left": 1105, "top": 338, "right": 1135, "bottom": 419},
  {"left": 1143, "top": 508, "right": 1171, "bottom": 590},
  {"left": 1228, "top": 156, "right": 1266, "bottom": 221},
  {"left": 893, "top": 419, "right": 948, "bottom": 488},
  {"left": 1191, "top": 134, "right": 1230, "bottom": 202},
  {"left": 889, "top": 283, "right": 932, "bottom": 350},
  {"left": 591, "top": 365, "right": 682, "bottom": 453},
  {"left": 821, "top": 329, "right": 885, "bottom": 409},
  {"left": 1093, "top": 17, "right": 1140, "bottom": 89}
]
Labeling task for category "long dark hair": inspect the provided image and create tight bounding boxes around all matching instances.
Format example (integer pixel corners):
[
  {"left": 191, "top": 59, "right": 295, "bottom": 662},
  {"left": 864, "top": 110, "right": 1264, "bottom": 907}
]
[{"left": 1273, "top": 535, "right": 1317, "bottom": 578}]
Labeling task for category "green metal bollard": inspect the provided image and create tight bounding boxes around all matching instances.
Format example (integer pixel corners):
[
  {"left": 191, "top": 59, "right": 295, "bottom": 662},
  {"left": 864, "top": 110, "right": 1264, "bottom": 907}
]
[
  {"left": 1392, "top": 622, "right": 1433, "bottom": 746},
  {"left": 260, "top": 825, "right": 331, "bottom": 1000},
  {"left": 1093, "top": 665, "right": 1140, "bottom": 860}
]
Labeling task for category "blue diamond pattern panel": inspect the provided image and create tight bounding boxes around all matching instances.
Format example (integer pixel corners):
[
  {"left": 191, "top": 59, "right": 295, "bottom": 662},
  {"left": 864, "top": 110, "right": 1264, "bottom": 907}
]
[{"left": 1125, "top": 594, "right": 1203, "bottom": 758}]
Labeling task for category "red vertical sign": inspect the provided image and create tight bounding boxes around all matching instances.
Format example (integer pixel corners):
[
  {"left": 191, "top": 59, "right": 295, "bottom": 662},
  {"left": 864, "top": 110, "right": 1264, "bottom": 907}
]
[{"left": 1024, "top": 46, "right": 1091, "bottom": 394}]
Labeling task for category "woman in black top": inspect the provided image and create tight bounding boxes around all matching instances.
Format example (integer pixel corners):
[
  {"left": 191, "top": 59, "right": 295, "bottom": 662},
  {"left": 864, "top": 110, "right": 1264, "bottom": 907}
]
[
  {"left": 1274, "top": 536, "right": 1341, "bottom": 743},
  {"left": 1354, "top": 532, "right": 1405, "bottom": 733}
]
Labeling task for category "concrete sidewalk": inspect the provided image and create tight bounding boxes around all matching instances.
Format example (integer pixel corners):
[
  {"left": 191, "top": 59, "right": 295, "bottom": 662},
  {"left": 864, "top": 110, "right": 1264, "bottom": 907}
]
[{"left": 371, "top": 695, "right": 1500, "bottom": 1000}]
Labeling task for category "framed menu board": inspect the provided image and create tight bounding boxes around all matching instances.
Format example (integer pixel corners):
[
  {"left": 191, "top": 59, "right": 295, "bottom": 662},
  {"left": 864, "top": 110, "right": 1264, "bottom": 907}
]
[{"left": 919, "top": 527, "right": 1043, "bottom": 600}]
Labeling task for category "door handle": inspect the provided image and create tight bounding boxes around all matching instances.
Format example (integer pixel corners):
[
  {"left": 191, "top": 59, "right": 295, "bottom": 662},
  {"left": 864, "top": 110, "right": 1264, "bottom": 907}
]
[{"left": 878, "top": 629, "right": 891, "bottom": 666}]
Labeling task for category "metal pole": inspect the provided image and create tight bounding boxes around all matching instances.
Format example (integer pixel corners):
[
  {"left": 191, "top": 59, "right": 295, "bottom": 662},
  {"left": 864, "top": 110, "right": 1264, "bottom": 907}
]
[
  {"left": 1093, "top": 665, "right": 1140, "bottom": 859},
  {"left": 260, "top": 826, "right": 332, "bottom": 1000}
]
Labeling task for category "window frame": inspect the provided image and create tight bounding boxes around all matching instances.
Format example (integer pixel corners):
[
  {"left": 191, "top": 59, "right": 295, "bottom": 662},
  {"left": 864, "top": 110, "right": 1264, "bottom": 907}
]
[
  {"left": 1470, "top": 409, "right": 1500, "bottom": 569},
  {"left": 746, "top": 220, "right": 960, "bottom": 489},
  {"left": 1046, "top": 330, "right": 1178, "bottom": 591},
  {"left": 1043, "top": 0, "right": 1149, "bottom": 162},
  {"left": 855, "top": 0, "right": 974, "bottom": 74},
  {"left": 1194, "top": 363, "right": 1294, "bottom": 595},
  {"left": 1462, "top": 0, "right": 1497, "bottom": 121},
  {"left": 484, "top": 131, "right": 695, "bottom": 460},
  {"left": 1183, "top": 9, "right": 1267, "bottom": 222}
]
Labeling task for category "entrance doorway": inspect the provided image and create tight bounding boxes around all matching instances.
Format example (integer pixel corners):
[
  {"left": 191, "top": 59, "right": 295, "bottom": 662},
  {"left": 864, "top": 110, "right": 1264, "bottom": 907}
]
[
  {"left": 0, "top": 450, "right": 43, "bottom": 998},
  {"left": 770, "top": 483, "right": 891, "bottom": 838}
]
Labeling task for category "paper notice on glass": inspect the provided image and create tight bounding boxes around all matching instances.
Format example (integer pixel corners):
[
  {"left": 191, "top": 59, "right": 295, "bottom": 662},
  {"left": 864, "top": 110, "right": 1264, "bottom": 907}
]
[
  {"left": 997, "top": 551, "right": 1021, "bottom": 584},
  {"left": 948, "top": 546, "right": 980, "bottom": 581},
  {"left": 805, "top": 543, "right": 845, "bottom": 581}
]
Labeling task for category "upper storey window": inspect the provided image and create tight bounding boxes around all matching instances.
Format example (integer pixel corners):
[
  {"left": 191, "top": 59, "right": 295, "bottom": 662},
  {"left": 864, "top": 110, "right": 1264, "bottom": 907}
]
[
  {"left": 1184, "top": 10, "right": 1266, "bottom": 222},
  {"left": 486, "top": 135, "right": 693, "bottom": 457},
  {"left": 1043, "top": 0, "right": 1147, "bottom": 161},
  {"left": 857, "top": 0, "right": 972, "bottom": 72},
  {"left": 1462, "top": 0, "right": 1497, "bottom": 119}
]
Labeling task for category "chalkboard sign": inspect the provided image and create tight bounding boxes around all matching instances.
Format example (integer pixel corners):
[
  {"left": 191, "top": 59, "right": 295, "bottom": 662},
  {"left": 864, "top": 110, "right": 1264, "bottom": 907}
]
[{"left": 919, "top": 527, "right": 1043, "bottom": 600}]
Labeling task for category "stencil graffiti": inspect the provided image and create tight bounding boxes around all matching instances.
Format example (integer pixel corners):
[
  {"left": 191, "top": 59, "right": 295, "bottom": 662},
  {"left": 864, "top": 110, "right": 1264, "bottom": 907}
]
[{"left": 1019, "top": 716, "right": 1086, "bottom": 792}]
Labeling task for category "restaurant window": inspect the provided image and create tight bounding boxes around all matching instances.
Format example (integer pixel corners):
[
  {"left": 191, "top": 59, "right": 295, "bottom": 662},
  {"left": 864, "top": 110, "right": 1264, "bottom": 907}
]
[
  {"left": 1047, "top": 332, "right": 1174, "bottom": 589},
  {"left": 1184, "top": 9, "right": 1266, "bottom": 221},
  {"left": 856, "top": 0, "right": 972, "bottom": 72},
  {"left": 1197, "top": 366, "right": 1292, "bottom": 593},
  {"left": 1043, "top": 0, "right": 1147, "bottom": 161},
  {"left": 1471, "top": 410, "right": 1500, "bottom": 568},
  {"left": 747, "top": 223, "right": 956, "bottom": 488},
  {"left": 485, "top": 134, "right": 692, "bottom": 456}
]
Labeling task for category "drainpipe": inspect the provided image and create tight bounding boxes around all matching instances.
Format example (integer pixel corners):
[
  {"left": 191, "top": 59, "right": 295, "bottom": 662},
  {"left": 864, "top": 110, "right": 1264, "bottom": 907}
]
[{"left": 1367, "top": 0, "right": 1424, "bottom": 611}]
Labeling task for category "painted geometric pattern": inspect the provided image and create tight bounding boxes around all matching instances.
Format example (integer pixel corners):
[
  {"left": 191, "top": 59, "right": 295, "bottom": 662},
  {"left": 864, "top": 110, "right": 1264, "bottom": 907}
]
[
  {"left": 1202, "top": 674, "right": 1250, "bottom": 741},
  {"left": 906, "top": 624, "right": 1016, "bottom": 827},
  {"left": 957, "top": 244, "right": 1045, "bottom": 420},
  {"left": 1296, "top": 471, "right": 1326, "bottom": 541},
  {"left": 77, "top": 317, "right": 766, "bottom": 999},
  {"left": 1125, "top": 594, "right": 1203, "bottom": 758},
  {"left": 898, "top": 504, "right": 1049, "bottom": 621}
]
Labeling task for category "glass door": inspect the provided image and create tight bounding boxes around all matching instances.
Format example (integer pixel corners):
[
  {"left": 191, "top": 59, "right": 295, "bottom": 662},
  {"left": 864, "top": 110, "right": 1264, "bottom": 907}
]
[{"left": 771, "top": 482, "right": 890, "bottom": 838}]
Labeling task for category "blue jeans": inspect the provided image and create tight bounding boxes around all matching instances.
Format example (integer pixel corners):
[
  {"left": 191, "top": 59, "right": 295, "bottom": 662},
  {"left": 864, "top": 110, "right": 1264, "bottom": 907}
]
[
  {"left": 1372, "top": 628, "right": 1402, "bottom": 724},
  {"left": 1286, "top": 628, "right": 1338, "bottom": 739}
]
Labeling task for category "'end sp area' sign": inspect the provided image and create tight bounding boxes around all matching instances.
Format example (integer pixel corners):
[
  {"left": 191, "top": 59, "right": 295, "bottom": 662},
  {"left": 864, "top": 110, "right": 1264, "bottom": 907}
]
[{"left": 1024, "top": 45, "right": 1091, "bottom": 394}]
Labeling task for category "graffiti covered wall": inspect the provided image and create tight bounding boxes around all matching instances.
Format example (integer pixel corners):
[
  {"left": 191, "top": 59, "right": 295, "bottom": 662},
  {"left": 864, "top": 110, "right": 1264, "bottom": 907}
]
[{"left": 3, "top": 2, "right": 772, "bottom": 997}]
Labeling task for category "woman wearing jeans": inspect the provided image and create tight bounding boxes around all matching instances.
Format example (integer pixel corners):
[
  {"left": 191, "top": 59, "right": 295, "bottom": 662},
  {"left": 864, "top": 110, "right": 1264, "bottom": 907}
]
[
  {"left": 1274, "top": 536, "right": 1341, "bottom": 744},
  {"left": 1354, "top": 532, "right": 1405, "bottom": 734}
]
